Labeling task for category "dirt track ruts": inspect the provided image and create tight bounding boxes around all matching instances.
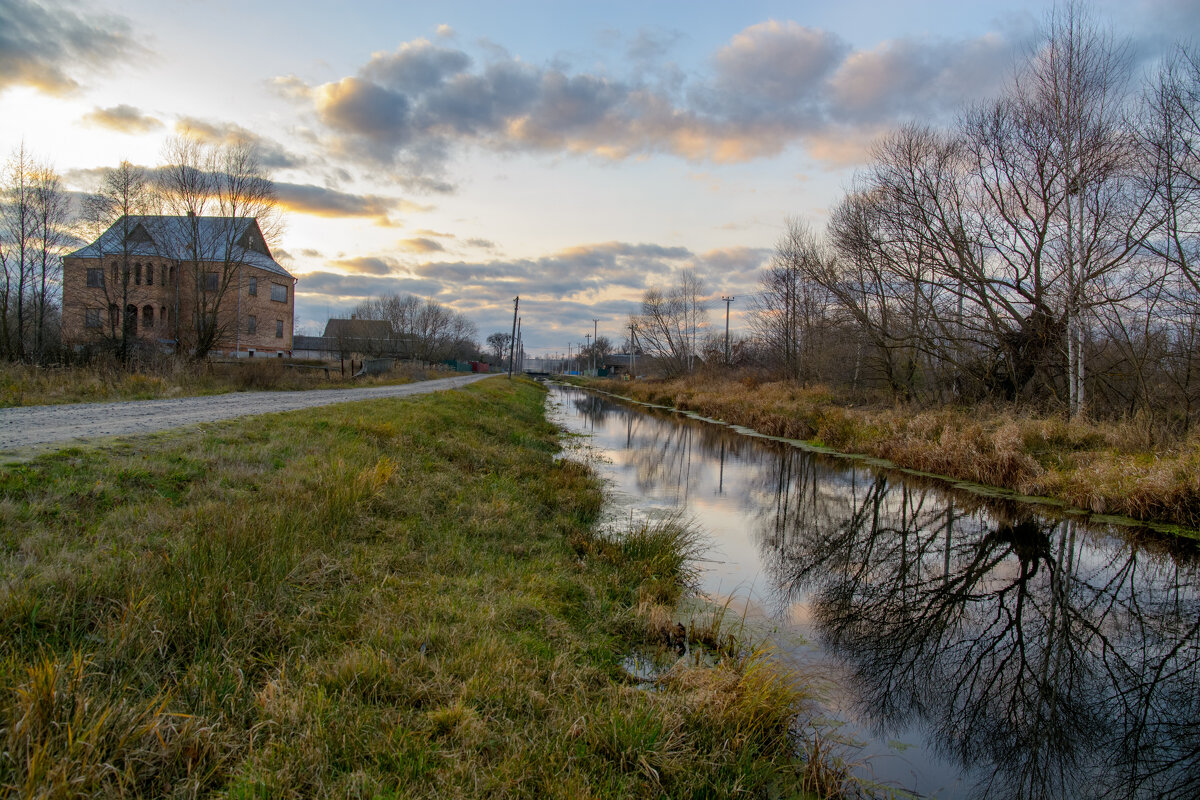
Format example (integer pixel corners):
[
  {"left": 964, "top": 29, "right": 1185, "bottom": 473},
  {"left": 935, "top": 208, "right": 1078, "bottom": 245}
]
[{"left": 0, "top": 373, "right": 496, "bottom": 455}]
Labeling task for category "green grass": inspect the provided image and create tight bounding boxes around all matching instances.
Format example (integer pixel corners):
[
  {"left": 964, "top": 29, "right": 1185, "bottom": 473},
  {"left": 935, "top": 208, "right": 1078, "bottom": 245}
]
[{"left": 0, "top": 378, "right": 825, "bottom": 798}]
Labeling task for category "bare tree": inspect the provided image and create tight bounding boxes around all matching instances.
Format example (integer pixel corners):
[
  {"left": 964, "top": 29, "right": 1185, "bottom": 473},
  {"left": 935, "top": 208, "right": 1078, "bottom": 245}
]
[
  {"left": 487, "top": 331, "right": 512, "bottom": 364},
  {"left": 29, "top": 162, "right": 68, "bottom": 360},
  {"left": 1016, "top": 2, "right": 1142, "bottom": 416},
  {"left": 0, "top": 144, "right": 36, "bottom": 359},
  {"left": 751, "top": 218, "right": 836, "bottom": 384},
  {"left": 635, "top": 269, "right": 710, "bottom": 377},
  {"left": 352, "top": 294, "right": 478, "bottom": 363},
  {"left": 1136, "top": 46, "right": 1200, "bottom": 421},
  {"left": 81, "top": 160, "right": 156, "bottom": 361},
  {"left": 158, "top": 132, "right": 281, "bottom": 358}
]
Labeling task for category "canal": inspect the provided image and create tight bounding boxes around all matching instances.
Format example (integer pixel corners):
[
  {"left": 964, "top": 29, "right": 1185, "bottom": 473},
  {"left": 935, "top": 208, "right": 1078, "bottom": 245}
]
[{"left": 547, "top": 383, "right": 1200, "bottom": 800}]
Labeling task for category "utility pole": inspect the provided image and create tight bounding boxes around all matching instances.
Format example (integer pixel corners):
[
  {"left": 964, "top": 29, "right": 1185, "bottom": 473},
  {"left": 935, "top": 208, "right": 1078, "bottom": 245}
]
[
  {"left": 629, "top": 322, "right": 637, "bottom": 380},
  {"left": 721, "top": 296, "right": 735, "bottom": 365},
  {"left": 508, "top": 296, "right": 519, "bottom": 380},
  {"left": 584, "top": 333, "right": 592, "bottom": 377},
  {"left": 516, "top": 316, "right": 522, "bottom": 375},
  {"left": 592, "top": 318, "right": 599, "bottom": 375}
]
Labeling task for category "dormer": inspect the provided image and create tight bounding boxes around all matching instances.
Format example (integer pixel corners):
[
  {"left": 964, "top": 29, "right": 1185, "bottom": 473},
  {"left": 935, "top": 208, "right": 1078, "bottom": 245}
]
[
  {"left": 125, "top": 223, "right": 153, "bottom": 245},
  {"left": 239, "top": 223, "right": 271, "bottom": 256}
]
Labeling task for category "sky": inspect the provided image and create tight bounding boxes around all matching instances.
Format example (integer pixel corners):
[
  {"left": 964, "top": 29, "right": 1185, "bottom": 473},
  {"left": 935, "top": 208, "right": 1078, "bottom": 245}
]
[{"left": 1, "top": 0, "right": 1196, "bottom": 355}]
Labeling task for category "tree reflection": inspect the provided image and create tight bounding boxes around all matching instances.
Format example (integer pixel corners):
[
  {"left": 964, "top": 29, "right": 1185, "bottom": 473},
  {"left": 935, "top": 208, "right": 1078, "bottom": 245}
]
[{"left": 758, "top": 448, "right": 1200, "bottom": 800}]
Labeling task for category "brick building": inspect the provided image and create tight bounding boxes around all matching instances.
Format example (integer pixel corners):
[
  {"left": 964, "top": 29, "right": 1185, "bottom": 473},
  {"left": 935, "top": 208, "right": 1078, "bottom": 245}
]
[{"left": 62, "top": 215, "right": 296, "bottom": 356}]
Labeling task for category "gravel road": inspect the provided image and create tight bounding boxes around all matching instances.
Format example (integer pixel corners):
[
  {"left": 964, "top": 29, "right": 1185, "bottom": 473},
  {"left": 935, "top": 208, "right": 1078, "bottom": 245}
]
[{"left": 0, "top": 373, "right": 497, "bottom": 455}]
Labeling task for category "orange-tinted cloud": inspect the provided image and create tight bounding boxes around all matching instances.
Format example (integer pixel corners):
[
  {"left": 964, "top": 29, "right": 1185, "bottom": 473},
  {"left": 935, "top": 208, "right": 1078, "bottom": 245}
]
[
  {"left": 330, "top": 256, "right": 404, "bottom": 275},
  {"left": 274, "top": 182, "right": 432, "bottom": 225},
  {"left": 80, "top": 104, "right": 162, "bottom": 134},
  {"left": 397, "top": 237, "right": 445, "bottom": 253},
  {"left": 292, "top": 21, "right": 1022, "bottom": 174}
]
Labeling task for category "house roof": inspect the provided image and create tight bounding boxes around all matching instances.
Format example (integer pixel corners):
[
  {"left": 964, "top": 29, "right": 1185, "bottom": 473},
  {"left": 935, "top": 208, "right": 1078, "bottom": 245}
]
[
  {"left": 322, "top": 318, "right": 394, "bottom": 339},
  {"left": 68, "top": 215, "right": 293, "bottom": 279}
]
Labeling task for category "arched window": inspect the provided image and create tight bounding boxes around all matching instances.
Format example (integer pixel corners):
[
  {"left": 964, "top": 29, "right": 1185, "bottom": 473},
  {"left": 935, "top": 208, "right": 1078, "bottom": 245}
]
[
  {"left": 143, "top": 305, "right": 154, "bottom": 328},
  {"left": 134, "top": 263, "right": 142, "bottom": 285},
  {"left": 146, "top": 263, "right": 153, "bottom": 286},
  {"left": 124, "top": 304, "right": 137, "bottom": 335}
]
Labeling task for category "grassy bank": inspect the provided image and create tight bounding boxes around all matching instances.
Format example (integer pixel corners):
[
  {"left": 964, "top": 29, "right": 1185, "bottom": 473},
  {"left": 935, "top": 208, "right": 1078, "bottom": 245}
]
[
  {"left": 0, "top": 378, "right": 825, "bottom": 798},
  {"left": 595, "top": 375, "right": 1200, "bottom": 532},
  {"left": 0, "top": 359, "right": 447, "bottom": 408}
]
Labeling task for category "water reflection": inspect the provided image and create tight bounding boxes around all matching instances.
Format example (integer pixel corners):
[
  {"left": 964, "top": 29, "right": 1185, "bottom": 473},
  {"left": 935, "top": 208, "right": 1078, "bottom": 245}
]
[{"left": 551, "top": 385, "right": 1200, "bottom": 800}]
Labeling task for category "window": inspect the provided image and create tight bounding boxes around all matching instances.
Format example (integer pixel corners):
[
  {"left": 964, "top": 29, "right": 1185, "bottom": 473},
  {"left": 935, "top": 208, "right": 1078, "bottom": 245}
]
[
  {"left": 142, "top": 305, "right": 154, "bottom": 328},
  {"left": 247, "top": 315, "right": 257, "bottom": 334},
  {"left": 161, "top": 265, "right": 167, "bottom": 285},
  {"left": 86, "top": 268, "right": 104, "bottom": 288},
  {"left": 270, "top": 283, "right": 287, "bottom": 302},
  {"left": 248, "top": 276, "right": 257, "bottom": 296},
  {"left": 275, "top": 319, "right": 283, "bottom": 338},
  {"left": 111, "top": 263, "right": 118, "bottom": 283},
  {"left": 205, "top": 272, "right": 219, "bottom": 292},
  {"left": 85, "top": 308, "right": 101, "bottom": 329},
  {"left": 135, "top": 263, "right": 141, "bottom": 286},
  {"left": 146, "top": 263, "right": 153, "bottom": 286}
]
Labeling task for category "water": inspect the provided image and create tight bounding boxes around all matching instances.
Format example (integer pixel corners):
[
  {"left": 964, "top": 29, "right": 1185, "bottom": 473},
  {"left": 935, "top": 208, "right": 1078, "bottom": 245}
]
[{"left": 547, "top": 383, "right": 1200, "bottom": 800}]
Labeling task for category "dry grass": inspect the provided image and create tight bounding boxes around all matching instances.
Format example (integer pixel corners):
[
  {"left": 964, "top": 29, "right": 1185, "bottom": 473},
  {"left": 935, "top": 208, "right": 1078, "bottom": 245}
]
[
  {"left": 596, "top": 375, "right": 1200, "bottom": 531},
  {"left": 0, "top": 379, "right": 832, "bottom": 798},
  {"left": 0, "top": 358, "right": 449, "bottom": 408}
]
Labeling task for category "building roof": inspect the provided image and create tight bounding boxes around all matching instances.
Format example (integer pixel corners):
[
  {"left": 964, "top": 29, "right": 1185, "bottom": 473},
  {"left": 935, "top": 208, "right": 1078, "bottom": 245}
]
[
  {"left": 323, "top": 318, "right": 394, "bottom": 339},
  {"left": 293, "top": 335, "right": 334, "bottom": 351},
  {"left": 67, "top": 215, "right": 293, "bottom": 279}
]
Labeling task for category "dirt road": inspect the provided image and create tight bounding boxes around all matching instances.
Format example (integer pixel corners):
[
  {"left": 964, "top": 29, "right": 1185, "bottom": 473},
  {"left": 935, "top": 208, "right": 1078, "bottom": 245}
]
[{"left": 0, "top": 373, "right": 496, "bottom": 455}]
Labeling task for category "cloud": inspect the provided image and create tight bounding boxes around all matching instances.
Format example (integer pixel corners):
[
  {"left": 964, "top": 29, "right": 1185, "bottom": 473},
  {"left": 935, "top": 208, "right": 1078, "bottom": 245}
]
[
  {"left": 0, "top": 0, "right": 145, "bottom": 95},
  {"left": 436, "top": 24, "right": 455, "bottom": 39},
  {"left": 294, "top": 270, "right": 444, "bottom": 299},
  {"left": 398, "top": 237, "right": 445, "bottom": 253},
  {"left": 627, "top": 27, "right": 685, "bottom": 66},
  {"left": 293, "top": 21, "right": 1025, "bottom": 173},
  {"left": 827, "top": 34, "right": 1013, "bottom": 123},
  {"left": 274, "top": 182, "right": 432, "bottom": 223},
  {"left": 80, "top": 104, "right": 162, "bottom": 134},
  {"left": 708, "top": 21, "right": 847, "bottom": 110},
  {"left": 290, "top": 240, "right": 763, "bottom": 350},
  {"left": 330, "top": 256, "right": 405, "bottom": 275},
  {"left": 409, "top": 241, "right": 693, "bottom": 298},
  {"left": 174, "top": 117, "right": 305, "bottom": 169},
  {"left": 692, "top": 247, "right": 769, "bottom": 285}
]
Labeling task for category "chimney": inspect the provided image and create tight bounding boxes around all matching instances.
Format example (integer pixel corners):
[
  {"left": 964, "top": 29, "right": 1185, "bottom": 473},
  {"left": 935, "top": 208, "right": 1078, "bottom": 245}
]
[{"left": 350, "top": 314, "right": 357, "bottom": 320}]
